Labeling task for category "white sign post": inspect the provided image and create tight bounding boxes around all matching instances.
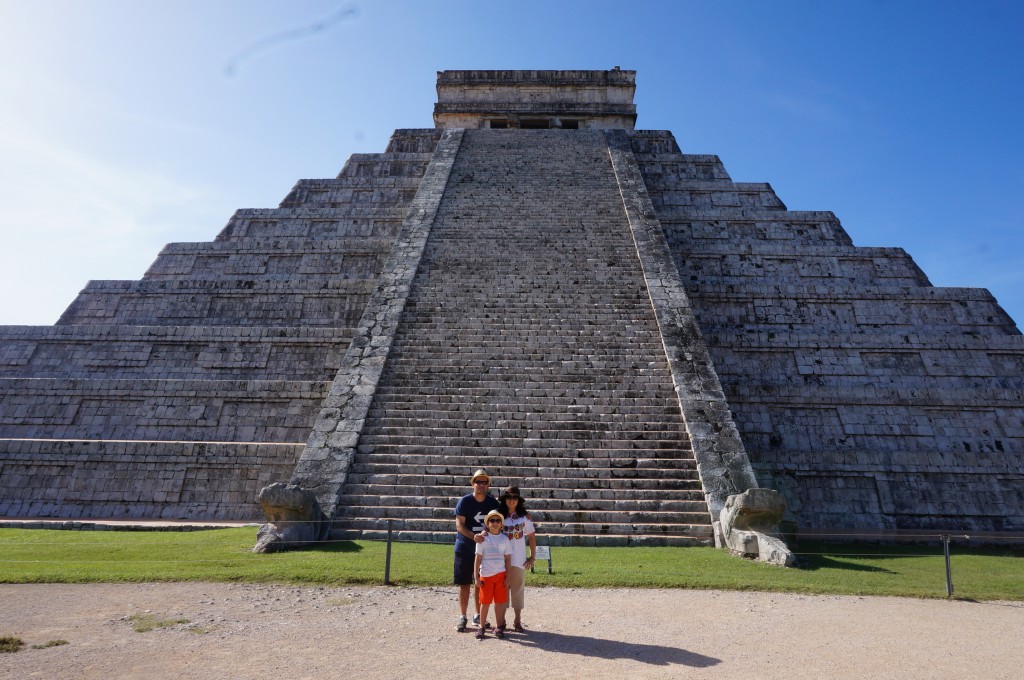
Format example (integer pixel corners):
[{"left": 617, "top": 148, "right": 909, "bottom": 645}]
[{"left": 532, "top": 545, "right": 552, "bottom": 574}]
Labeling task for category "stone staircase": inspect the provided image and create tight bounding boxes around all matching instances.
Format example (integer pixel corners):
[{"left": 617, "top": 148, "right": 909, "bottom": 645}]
[{"left": 332, "top": 129, "right": 712, "bottom": 545}]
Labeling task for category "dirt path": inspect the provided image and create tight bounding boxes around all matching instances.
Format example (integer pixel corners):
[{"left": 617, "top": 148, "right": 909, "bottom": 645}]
[{"left": 1, "top": 583, "right": 1022, "bottom": 679}]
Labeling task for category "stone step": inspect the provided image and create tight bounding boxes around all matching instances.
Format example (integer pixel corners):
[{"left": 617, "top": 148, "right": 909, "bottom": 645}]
[
  {"left": 362, "top": 412, "right": 683, "bottom": 426},
  {"left": 393, "top": 321, "right": 663, "bottom": 333},
  {"left": 348, "top": 452, "right": 692, "bottom": 468},
  {"left": 343, "top": 477, "right": 703, "bottom": 496},
  {"left": 380, "top": 345, "right": 666, "bottom": 356},
  {"left": 334, "top": 504, "right": 710, "bottom": 525},
  {"left": 378, "top": 363, "right": 673, "bottom": 378},
  {"left": 361, "top": 414, "right": 686, "bottom": 429},
  {"left": 357, "top": 435, "right": 687, "bottom": 451},
  {"left": 332, "top": 516, "right": 712, "bottom": 540},
  {"left": 361, "top": 422, "right": 687, "bottom": 437},
  {"left": 327, "top": 128, "right": 711, "bottom": 544},
  {"left": 336, "top": 494, "right": 707, "bottom": 511},
  {"left": 345, "top": 467, "right": 701, "bottom": 486},
  {"left": 366, "top": 401, "right": 680, "bottom": 415},
  {"left": 355, "top": 438, "right": 691, "bottom": 453},
  {"left": 394, "top": 314, "right": 661, "bottom": 325},
  {"left": 383, "top": 351, "right": 671, "bottom": 363},
  {"left": 367, "top": 390, "right": 681, "bottom": 404},
  {"left": 329, "top": 526, "right": 711, "bottom": 547},
  {"left": 370, "top": 379, "right": 677, "bottom": 393},
  {"left": 348, "top": 463, "right": 698, "bottom": 482}
]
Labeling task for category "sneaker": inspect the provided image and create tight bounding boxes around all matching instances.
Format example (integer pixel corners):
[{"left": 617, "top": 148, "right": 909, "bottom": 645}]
[
  {"left": 472, "top": 613, "right": 480, "bottom": 625},
  {"left": 475, "top": 628, "right": 486, "bottom": 640},
  {"left": 495, "top": 625, "right": 505, "bottom": 639},
  {"left": 456, "top": 616, "right": 467, "bottom": 632}
]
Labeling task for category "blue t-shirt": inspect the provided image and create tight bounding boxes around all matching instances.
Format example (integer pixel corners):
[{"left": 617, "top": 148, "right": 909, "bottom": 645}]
[{"left": 454, "top": 493, "right": 499, "bottom": 554}]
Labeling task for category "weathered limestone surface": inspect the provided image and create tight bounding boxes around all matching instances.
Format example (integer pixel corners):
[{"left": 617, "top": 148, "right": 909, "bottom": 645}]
[
  {"left": 632, "top": 130, "right": 1024, "bottom": 532},
  {"left": 1, "top": 69, "right": 1021, "bottom": 540},
  {"left": 605, "top": 129, "right": 758, "bottom": 521},
  {"left": 0, "top": 129, "right": 441, "bottom": 520},
  {"left": 0, "top": 439, "right": 301, "bottom": 520},
  {"left": 327, "top": 129, "right": 713, "bottom": 546},
  {"left": 434, "top": 69, "right": 637, "bottom": 130},
  {"left": 253, "top": 482, "right": 329, "bottom": 553},
  {"left": 289, "top": 129, "right": 465, "bottom": 518},
  {"left": 715, "top": 488, "right": 795, "bottom": 567}
]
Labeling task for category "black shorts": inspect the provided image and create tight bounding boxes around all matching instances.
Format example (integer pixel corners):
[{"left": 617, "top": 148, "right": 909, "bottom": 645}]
[{"left": 453, "top": 551, "right": 475, "bottom": 585}]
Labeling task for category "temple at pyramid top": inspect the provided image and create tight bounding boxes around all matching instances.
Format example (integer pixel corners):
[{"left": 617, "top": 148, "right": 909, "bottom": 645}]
[{"left": 433, "top": 68, "right": 637, "bottom": 130}]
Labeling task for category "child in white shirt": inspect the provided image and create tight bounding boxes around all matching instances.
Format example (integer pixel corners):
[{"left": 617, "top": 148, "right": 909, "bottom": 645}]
[{"left": 474, "top": 509, "right": 512, "bottom": 639}]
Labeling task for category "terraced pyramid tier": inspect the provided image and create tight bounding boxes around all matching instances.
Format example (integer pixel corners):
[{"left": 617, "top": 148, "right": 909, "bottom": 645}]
[{"left": 331, "top": 129, "right": 711, "bottom": 546}]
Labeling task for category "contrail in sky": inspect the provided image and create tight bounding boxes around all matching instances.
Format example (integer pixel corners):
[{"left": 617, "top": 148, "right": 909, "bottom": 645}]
[{"left": 224, "top": 4, "right": 360, "bottom": 77}]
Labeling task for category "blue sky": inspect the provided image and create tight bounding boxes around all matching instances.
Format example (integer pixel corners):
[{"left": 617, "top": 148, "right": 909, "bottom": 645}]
[{"left": 1, "top": 0, "right": 1021, "bottom": 327}]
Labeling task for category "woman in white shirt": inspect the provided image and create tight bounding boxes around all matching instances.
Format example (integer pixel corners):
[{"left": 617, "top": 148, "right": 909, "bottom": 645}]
[{"left": 497, "top": 486, "right": 537, "bottom": 632}]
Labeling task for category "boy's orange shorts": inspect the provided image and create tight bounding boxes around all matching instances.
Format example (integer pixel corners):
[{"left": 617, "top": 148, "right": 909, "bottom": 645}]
[{"left": 477, "top": 572, "right": 508, "bottom": 605}]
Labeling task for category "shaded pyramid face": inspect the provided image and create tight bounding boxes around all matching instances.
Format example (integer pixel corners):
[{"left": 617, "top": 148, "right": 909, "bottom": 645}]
[{"left": 1, "top": 70, "right": 1022, "bottom": 540}]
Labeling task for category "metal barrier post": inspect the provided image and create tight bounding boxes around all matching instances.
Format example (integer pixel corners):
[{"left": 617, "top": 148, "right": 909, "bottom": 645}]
[
  {"left": 941, "top": 534, "right": 953, "bottom": 597},
  {"left": 384, "top": 519, "right": 394, "bottom": 586}
]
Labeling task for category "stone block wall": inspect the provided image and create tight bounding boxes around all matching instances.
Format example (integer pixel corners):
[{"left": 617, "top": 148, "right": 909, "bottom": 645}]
[
  {"left": 0, "top": 440, "right": 301, "bottom": 520},
  {"left": 632, "top": 129, "right": 1024, "bottom": 532},
  {"left": 2, "top": 87, "right": 1021, "bottom": 539},
  {"left": 0, "top": 129, "right": 442, "bottom": 520}
]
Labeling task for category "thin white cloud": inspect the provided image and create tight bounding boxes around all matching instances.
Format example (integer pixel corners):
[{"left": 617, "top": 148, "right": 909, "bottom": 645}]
[{"left": 0, "top": 123, "right": 209, "bottom": 325}]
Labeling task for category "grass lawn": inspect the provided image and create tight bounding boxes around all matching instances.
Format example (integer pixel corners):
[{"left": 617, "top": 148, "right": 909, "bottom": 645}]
[{"left": 1, "top": 527, "right": 1021, "bottom": 601}]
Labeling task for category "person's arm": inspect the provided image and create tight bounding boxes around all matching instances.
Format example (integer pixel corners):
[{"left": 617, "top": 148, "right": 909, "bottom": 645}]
[
  {"left": 526, "top": 531, "right": 538, "bottom": 570},
  {"left": 456, "top": 514, "right": 478, "bottom": 542},
  {"left": 503, "top": 553, "right": 511, "bottom": 587},
  {"left": 474, "top": 553, "right": 484, "bottom": 586}
]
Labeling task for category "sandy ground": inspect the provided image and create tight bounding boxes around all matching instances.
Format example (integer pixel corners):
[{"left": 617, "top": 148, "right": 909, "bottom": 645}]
[{"left": 1, "top": 583, "right": 1022, "bottom": 680}]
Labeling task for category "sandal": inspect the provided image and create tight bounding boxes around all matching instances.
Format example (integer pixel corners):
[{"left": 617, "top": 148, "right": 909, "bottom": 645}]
[
  {"left": 513, "top": 622, "right": 525, "bottom": 633},
  {"left": 495, "top": 625, "right": 505, "bottom": 639},
  {"left": 475, "top": 628, "right": 486, "bottom": 640}
]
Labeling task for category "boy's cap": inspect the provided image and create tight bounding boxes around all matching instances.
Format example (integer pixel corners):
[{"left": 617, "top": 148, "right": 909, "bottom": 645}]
[
  {"left": 470, "top": 469, "right": 491, "bottom": 484},
  {"left": 485, "top": 510, "right": 505, "bottom": 523}
]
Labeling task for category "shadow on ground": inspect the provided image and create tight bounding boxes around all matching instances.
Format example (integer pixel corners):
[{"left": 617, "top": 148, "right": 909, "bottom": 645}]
[
  {"left": 500, "top": 630, "right": 720, "bottom": 667},
  {"left": 800, "top": 555, "right": 896, "bottom": 573}
]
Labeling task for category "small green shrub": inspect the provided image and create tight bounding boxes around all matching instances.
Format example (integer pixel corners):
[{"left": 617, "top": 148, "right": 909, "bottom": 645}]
[
  {"left": 31, "top": 639, "right": 68, "bottom": 649},
  {"left": 0, "top": 636, "right": 25, "bottom": 653},
  {"left": 126, "top": 613, "right": 190, "bottom": 633}
]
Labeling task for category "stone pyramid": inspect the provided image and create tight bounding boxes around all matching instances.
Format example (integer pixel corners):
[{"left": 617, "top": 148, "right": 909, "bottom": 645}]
[{"left": 1, "top": 69, "right": 1021, "bottom": 544}]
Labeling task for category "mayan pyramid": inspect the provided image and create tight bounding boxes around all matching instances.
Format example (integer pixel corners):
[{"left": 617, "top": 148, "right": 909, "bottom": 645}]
[{"left": 1, "top": 69, "right": 1021, "bottom": 544}]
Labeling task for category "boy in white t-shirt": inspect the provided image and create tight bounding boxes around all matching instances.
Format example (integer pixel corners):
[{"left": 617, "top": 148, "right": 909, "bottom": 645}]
[{"left": 474, "top": 509, "right": 512, "bottom": 639}]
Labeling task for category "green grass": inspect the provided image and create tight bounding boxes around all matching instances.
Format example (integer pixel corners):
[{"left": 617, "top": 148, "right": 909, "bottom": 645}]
[
  {"left": 0, "top": 636, "right": 25, "bottom": 653},
  {"left": 1, "top": 527, "right": 1021, "bottom": 601},
  {"left": 126, "top": 613, "right": 191, "bottom": 633},
  {"left": 31, "top": 640, "right": 69, "bottom": 649}
]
